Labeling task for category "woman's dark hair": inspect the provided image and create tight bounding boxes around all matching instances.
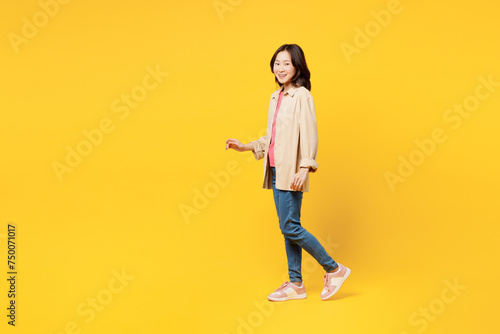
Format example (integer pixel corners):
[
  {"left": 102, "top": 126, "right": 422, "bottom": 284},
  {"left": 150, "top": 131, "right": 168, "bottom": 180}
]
[{"left": 270, "top": 44, "right": 311, "bottom": 91}]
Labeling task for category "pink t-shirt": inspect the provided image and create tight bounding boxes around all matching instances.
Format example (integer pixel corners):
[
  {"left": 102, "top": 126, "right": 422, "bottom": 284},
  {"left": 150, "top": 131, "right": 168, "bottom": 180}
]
[{"left": 268, "top": 91, "right": 284, "bottom": 167}]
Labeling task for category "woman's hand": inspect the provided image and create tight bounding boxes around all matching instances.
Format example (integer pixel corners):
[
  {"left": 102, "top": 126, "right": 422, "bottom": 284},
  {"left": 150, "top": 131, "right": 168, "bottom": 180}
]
[
  {"left": 225, "top": 139, "right": 250, "bottom": 152},
  {"left": 290, "top": 167, "right": 310, "bottom": 191}
]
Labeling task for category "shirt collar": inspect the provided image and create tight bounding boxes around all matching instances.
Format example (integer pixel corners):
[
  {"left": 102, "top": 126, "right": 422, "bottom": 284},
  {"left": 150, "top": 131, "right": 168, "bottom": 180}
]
[{"left": 273, "top": 85, "right": 298, "bottom": 99}]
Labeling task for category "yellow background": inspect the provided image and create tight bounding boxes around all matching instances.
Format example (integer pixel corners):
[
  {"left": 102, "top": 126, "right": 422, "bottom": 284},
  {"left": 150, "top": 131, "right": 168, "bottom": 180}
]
[{"left": 1, "top": 0, "right": 499, "bottom": 333}]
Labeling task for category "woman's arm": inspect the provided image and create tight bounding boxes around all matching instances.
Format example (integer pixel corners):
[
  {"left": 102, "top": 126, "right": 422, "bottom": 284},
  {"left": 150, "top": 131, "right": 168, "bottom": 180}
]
[
  {"left": 248, "top": 135, "right": 269, "bottom": 160},
  {"left": 225, "top": 139, "right": 253, "bottom": 152},
  {"left": 290, "top": 94, "right": 318, "bottom": 191},
  {"left": 225, "top": 136, "right": 269, "bottom": 160},
  {"left": 298, "top": 95, "right": 319, "bottom": 172}
]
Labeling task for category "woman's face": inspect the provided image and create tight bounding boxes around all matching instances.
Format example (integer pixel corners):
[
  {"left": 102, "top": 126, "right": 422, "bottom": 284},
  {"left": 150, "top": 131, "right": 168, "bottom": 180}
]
[{"left": 273, "top": 51, "right": 296, "bottom": 88}]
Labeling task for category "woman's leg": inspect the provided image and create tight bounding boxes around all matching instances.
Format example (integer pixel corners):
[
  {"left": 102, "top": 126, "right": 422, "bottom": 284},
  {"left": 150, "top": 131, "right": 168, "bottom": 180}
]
[
  {"left": 277, "top": 188, "right": 338, "bottom": 274},
  {"left": 271, "top": 167, "right": 337, "bottom": 280},
  {"left": 272, "top": 168, "right": 303, "bottom": 283},
  {"left": 270, "top": 168, "right": 349, "bottom": 301}
]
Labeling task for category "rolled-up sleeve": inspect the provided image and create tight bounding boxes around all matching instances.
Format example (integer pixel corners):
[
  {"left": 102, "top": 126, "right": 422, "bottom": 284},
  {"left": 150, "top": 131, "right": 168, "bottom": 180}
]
[
  {"left": 299, "top": 96, "right": 319, "bottom": 172},
  {"left": 249, "top": 135, "right": 269, "bottom": 161}
]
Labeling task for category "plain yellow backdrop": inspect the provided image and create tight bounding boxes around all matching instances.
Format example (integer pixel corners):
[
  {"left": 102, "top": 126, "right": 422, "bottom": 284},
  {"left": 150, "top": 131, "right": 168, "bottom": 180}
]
[{"left": 1, "top": 0, "right": 499, "bottom": 333}]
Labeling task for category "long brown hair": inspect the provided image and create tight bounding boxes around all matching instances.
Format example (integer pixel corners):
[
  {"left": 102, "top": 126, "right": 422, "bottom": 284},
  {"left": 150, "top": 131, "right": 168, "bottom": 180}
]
[{"left": 270, "top": 44, "right": 311, "bottom": 91}]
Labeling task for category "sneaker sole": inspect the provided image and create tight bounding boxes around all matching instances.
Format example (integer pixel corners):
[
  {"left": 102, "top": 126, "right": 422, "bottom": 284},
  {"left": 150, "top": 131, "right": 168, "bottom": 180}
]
[
  {"left": 268, "top": 293, "right": 307, "bottom": 302},
  {"left": 321, "top": 267, "right": 351, "bottom": 301}
]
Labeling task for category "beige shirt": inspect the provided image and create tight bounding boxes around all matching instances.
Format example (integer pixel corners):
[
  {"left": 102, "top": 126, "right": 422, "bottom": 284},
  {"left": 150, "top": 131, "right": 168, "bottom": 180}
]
[{"left": 250, "top": 85, "right": 318, "bottom": 192}]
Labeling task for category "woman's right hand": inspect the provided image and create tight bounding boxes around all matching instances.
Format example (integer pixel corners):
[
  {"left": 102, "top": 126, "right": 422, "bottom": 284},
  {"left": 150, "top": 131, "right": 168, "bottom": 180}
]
[{"left": 225, "top": 139, "right": 249, "bottom": 152}]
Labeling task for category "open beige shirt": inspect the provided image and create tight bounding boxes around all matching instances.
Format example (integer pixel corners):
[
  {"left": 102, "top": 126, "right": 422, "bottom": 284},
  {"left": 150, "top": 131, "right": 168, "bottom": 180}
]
[{"left": 250, "top": 85, "right": 318, "bottom": 192}]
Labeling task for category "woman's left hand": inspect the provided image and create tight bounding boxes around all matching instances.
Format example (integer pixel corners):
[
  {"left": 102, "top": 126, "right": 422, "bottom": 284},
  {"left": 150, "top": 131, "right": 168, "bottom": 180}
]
[{"left": 290, "top": 167, "right": 310, "bottom": 191}]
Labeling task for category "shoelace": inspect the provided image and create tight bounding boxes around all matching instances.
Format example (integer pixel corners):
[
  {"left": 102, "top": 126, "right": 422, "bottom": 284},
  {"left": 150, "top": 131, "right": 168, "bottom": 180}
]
[
  {"left": 323, "top": 273, "right": 332, "bottom": 292},
  {"left": 275, "top": 281, "right": 290, "bottom": 292}
]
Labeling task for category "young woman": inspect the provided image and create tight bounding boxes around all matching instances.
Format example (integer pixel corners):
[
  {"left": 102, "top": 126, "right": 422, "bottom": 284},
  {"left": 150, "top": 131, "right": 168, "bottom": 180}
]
[{"left": 225, "top": 44, "right": 350, "bottom": 301}]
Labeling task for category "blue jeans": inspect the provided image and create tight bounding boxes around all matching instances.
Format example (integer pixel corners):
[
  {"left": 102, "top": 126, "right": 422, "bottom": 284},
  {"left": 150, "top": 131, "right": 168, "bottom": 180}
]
[{"left": 271, "top": 167, "right": 338, "bottom": 282}]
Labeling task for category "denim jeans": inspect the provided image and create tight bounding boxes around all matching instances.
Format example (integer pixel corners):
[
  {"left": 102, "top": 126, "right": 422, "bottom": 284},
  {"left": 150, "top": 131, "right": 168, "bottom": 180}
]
[{"left": 271, "top": 167, "right": 338, "bottom": 282}]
